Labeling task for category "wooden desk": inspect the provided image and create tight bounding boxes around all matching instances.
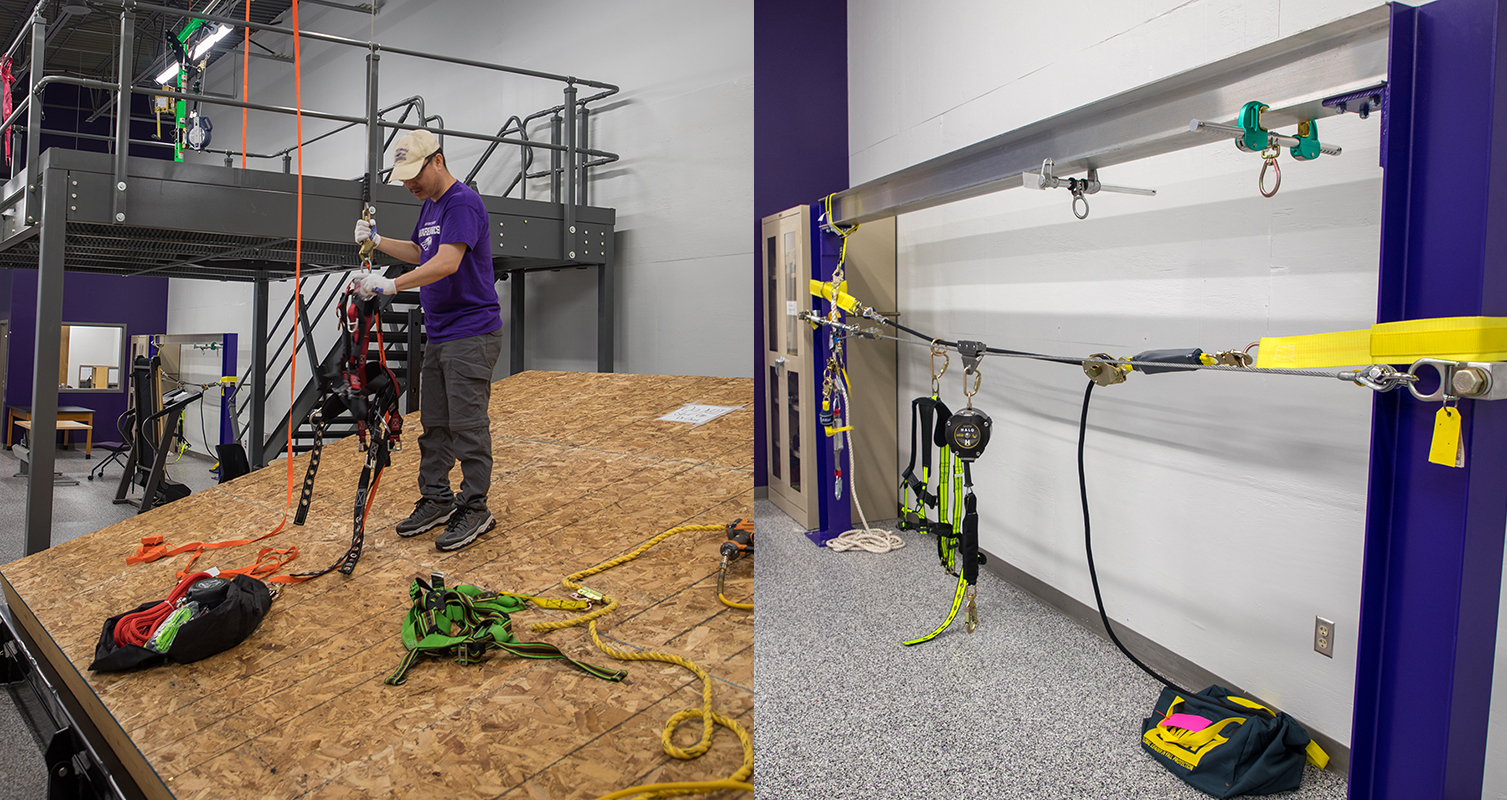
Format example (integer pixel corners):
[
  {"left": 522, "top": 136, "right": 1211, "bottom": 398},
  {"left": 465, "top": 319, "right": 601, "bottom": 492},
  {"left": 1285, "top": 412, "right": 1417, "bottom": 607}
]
[
  {"left": 14, "top": 419, "right": 93, "bottom": 457},
  {"left": 7, "top": 405, "right": 94, "bottom": 451}
]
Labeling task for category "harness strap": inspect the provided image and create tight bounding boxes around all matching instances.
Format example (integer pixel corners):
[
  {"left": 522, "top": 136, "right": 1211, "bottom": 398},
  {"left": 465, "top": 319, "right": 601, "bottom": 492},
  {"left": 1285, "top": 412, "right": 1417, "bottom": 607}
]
[{"left": 385, "top": 579, "right": 625, "bottom": 686}]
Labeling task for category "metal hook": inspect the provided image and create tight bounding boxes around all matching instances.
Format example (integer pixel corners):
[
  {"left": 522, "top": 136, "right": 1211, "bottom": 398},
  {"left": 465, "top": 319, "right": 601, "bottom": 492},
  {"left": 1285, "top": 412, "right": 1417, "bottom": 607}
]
[
  {"left": 1259, "top": 146, "right": 1281, "bottom": 197},
  {"left": 963, "top": 368, "right": 981, "bottom": 409},
  {"left": 930, "top": 340, "right": 949, "bottom": 395}
]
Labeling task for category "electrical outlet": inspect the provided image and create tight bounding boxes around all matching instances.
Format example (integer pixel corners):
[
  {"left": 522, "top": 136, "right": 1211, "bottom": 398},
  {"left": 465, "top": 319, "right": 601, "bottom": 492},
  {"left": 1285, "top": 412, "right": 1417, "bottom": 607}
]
[{"left": 1314, "top": 617, "right": 1335, "bottom": 658}]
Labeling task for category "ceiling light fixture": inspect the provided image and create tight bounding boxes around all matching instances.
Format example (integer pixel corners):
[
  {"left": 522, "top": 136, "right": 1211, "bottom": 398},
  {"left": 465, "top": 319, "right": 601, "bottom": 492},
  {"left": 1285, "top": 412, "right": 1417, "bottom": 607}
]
[{"left": 155, "top": 62, "right": 180, "bottom": 85}]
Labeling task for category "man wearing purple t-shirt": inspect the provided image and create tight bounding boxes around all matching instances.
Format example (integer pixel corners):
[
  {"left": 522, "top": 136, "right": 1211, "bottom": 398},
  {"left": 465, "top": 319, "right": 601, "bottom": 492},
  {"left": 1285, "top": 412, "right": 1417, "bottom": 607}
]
[{"left": 353, "top": 129, "right": 503, "bottom": 552}]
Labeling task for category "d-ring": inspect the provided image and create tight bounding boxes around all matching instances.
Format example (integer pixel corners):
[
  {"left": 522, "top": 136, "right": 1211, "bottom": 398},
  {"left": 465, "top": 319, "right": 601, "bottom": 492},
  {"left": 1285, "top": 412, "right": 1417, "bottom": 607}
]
[
  {"left": 1072, "top": 193, "right": 1090, "bottom": 219},
  {"left": 1407, "top": 358, "right": 1457, "bottom": 402},
  {"left": 1259, "top": 158, "right": 1281, "bottom": 197}
]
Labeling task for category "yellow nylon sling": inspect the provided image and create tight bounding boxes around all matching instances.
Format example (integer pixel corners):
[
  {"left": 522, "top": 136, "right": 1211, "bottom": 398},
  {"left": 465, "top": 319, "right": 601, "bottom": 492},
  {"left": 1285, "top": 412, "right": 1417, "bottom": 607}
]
[{"left": 1257, "top": 316, "right": 1507, "bottom": 369}]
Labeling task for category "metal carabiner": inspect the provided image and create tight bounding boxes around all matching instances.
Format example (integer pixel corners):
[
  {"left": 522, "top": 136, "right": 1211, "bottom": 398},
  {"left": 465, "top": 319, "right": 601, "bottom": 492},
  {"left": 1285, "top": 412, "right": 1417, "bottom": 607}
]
[
  {"left": 1259, "top": 146, "right": 1282, "bottom": 197},
  {"left": 963, "top": 368, "right": 981, "bottom": 409},
  {"left": 930, "top": 340, "right": 949, "bottom": 395}
]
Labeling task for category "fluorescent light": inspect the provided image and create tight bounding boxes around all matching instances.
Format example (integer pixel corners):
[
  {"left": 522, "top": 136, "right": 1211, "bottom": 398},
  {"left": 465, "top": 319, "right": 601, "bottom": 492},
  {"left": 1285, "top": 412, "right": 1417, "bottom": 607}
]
[
  {"left": 155, "top": 62, "right": 180, "bottom": 84},
  {"left": 191, "top": 24, "right": 234, "bottom": 59}
]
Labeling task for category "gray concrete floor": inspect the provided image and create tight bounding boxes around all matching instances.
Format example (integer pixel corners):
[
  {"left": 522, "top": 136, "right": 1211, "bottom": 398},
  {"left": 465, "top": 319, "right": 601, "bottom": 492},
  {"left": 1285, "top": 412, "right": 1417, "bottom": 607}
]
[
  {"left": 0, "top": 443, "right": 220, "bottom": 799},
  {"left": 753, "top": 498, "right": 1348, "bottom": 800}
]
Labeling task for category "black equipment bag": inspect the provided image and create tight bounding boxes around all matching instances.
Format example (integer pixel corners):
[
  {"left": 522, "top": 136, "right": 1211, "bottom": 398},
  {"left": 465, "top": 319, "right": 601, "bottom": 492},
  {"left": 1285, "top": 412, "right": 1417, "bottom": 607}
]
[
  {"left": 1141, "top": 684, "right": 1328, "bottom": 798},
  {"left": 88, "top": 575, "right": 272, "bottom": 672}
]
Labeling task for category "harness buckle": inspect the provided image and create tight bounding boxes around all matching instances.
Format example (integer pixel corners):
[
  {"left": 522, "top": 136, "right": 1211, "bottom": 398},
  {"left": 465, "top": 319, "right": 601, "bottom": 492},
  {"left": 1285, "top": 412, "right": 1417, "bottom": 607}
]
[{"left": 965, "top": 585, "right": 978, "bottom": 633}]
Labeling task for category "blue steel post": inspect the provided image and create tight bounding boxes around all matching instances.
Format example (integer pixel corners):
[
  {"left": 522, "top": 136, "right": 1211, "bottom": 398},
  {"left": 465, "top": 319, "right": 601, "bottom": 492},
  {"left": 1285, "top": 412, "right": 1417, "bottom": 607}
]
[
  {"left": 806, "top": 203, "right": 852, "bottom": 544},
  {"left": 1350, "top": 1, "right": 1507, "bottom": 797},
  {"left": 221, "top": 333, "right": 237, "bottom": 447}
]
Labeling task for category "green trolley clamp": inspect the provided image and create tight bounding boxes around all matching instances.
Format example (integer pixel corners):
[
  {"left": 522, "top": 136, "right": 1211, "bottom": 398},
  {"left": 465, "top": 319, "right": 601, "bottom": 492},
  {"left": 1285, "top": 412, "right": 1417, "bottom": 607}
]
[
  {"left": 1290, "top": 119, "right": 1322, "bottom": 161},
  {"left": 1238, "top": 101, "right": 1271, "bottom": 151}
]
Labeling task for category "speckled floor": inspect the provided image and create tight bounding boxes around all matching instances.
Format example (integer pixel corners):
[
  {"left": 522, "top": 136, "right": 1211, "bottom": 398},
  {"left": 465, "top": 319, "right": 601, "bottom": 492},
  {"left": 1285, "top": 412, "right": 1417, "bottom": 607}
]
[{"left": 752, "top": 498, "right": 1349, "bottom": 800}]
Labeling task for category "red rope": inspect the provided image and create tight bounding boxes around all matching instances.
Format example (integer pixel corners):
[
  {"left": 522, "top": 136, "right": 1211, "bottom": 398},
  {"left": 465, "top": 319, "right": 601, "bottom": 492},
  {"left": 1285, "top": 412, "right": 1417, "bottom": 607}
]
[{"left": 114, "top": 571, "right": 213, "bottom": 648}]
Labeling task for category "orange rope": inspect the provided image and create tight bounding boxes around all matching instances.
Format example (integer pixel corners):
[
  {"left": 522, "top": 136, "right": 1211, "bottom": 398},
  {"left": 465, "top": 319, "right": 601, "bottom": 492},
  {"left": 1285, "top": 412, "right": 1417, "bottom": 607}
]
[{"left": 241, "top": 0, "right": 249, "bottom": 169}]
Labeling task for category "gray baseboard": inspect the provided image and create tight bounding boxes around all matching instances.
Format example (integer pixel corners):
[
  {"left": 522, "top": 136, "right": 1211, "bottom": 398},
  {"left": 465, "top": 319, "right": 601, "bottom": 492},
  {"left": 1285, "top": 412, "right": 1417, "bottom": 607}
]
[
  {"left": 753, "top": 485, "right": 768, "bottom": 500},
  {"left": 980, "top": 548, "right": 1351, "bottom": 775}
]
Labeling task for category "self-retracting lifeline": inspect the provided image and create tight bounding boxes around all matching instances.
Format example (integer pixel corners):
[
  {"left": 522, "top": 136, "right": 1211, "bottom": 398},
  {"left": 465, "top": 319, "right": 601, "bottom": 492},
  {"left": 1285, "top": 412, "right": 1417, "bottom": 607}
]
[
  {"left": 904, "top": 342, "right": 991, "bottom": 646},
  {"left": 290, "top": 202, "right": 405, "bottom": 579}
]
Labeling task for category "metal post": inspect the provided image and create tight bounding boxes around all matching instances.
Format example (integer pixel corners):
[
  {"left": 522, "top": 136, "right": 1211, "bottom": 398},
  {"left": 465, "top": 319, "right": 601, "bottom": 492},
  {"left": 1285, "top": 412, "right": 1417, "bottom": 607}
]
[
  {"left": 111, "top": 7, "right": 133, "bottom": 225},
  {"left": 1348, "top": 1, "right": 1507, "bottom": 797},
  {"left": 365, "top": 52, "right": 381, "bottom": 197},
  {"left": 562, "top": 84, "right": 577, "bottom": 260},
  {"left": 577, "top": 105, "right": 590, "bottom": 206},
  {"left": 509, "top": 269, "right": 524, "bottom": 375},
  {"left": 596, "top": 260, "right": 612, "bottom": 373},
  {"left": 23, "top": 12, "right": 44, "bottom": 226},
  {"left": 24, "top": 167, "right": 66, "bottom": 555},
  {"left": 220, "top": 333, "right": 237, "bottom": 446},
  {"left": 250, "top": 278, "right": 268, "bottom": 469},
  {"left": 405, "top": 305, "right": 421, "bottom": 414},
  {"left": 548, "top": 114, "right": 561, "bottom": 203}
]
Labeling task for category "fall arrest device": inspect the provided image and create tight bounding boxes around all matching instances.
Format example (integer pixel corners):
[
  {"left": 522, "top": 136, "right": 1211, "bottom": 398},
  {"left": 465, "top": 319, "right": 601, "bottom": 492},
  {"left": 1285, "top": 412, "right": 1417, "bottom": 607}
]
[
  {"left": 385, "top": 572, "right": 625, "bottom": 686},
  {"left": 904, "top": 342, "right": 991, "bottom": 646},
  {"left": 290, "top": 202, "right": 404, "bottom": 579}
]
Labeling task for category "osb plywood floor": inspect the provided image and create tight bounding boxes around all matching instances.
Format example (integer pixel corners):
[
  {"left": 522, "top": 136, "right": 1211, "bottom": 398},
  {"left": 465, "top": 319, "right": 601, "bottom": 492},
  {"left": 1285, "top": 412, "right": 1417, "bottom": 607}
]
[{"left": 1, "top": 371, "right": 754, "bottom": 799}]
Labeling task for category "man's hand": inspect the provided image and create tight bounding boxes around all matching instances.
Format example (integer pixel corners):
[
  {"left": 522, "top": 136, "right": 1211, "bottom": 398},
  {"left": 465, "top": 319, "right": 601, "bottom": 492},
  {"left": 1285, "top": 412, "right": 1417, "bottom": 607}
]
[
  {"left": 354, "top": 218, "right": 381, "bottom": 248},
  {"left": 354, "top": 273, "right": 396, "bottom": 299}
]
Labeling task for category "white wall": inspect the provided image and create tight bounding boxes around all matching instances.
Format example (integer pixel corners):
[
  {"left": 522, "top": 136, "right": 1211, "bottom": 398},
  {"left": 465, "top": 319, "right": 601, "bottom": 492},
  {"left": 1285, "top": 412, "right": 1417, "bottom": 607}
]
[
  {"left": 851, "top": 0, "right": 1431, "bottom": 749},
  {"left": 169, "top": 0, "right": 754, "bottom": 450}
]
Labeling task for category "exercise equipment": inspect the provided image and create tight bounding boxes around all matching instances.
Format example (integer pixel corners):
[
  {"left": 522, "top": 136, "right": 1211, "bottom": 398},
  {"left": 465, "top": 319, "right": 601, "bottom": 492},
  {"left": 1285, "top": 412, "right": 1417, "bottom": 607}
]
[{"left": 114, "top": 355, "right": 198, "bottom": 513}]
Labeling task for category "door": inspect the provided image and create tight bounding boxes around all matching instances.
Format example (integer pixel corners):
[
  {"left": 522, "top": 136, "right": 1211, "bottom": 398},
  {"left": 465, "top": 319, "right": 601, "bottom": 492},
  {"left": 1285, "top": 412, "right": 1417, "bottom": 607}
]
[{"left": 762, "top": 205, "right": 818, "bottom": 529}]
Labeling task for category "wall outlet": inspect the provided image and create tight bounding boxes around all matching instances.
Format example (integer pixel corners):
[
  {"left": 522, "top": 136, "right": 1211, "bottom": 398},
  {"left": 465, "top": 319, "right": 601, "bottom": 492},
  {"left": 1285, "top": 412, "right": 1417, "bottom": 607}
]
[{"left": 1314, "top": 617, "right": 1335, "bottom": 658}]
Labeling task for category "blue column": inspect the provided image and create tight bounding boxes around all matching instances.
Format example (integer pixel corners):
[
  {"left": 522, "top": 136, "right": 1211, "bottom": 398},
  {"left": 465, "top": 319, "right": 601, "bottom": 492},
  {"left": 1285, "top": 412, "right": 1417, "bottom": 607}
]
[{"left": 1350, "top": 1, "right": 1507, "bottom": 797}]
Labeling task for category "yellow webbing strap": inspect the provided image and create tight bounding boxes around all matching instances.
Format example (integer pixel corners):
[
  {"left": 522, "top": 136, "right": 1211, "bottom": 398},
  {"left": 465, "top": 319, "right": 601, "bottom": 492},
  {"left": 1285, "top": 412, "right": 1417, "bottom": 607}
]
[
  {"left": 1256, "top": 316, "right": 1507, "bottom": 369},
  {"left": 495, "top": 591, "right": 589, "bottom": 611},
  {"left": 809, "top": 279, "right": 859, "bottom": 314},
  {"left": 902, "top": 571, "right": 968, "bottom": 646}
]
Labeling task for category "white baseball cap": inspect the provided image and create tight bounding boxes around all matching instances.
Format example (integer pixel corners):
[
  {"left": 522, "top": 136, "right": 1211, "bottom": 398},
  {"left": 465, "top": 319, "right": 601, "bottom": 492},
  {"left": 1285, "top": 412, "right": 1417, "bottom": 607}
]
[{"left": 389, "top": 129, "right": 440, "bottom": 182}]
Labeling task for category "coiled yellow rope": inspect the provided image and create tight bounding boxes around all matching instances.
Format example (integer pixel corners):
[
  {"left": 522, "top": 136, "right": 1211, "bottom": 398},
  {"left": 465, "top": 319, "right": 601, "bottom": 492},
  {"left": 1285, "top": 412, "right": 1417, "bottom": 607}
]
[{"left": 531, "top": 524, "right": 754, "bottom": 799}]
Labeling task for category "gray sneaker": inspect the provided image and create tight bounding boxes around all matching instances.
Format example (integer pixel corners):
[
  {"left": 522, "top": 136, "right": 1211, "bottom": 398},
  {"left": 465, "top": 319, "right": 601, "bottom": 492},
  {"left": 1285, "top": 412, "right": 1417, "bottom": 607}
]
[
  {"left": 396, "top": 497, "right": 456, "bottom": 537},
  {"left": 435, "top": 507, "right": 496, "bottom": 551}
]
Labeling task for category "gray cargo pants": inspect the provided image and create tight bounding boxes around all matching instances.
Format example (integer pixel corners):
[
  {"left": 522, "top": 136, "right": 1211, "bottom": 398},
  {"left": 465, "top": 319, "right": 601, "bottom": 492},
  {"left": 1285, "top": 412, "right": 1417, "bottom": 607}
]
[{"left": 417, "top": 329, "right": 504, "bottom": 511}]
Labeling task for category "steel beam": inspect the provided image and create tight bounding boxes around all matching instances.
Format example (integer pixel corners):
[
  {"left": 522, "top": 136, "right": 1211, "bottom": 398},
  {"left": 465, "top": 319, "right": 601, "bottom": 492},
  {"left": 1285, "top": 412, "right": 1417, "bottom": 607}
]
[
  {"left": 22, "top": 12, "right": 42, "bottom": 226},
  {"left": 366, "top": 52, "right": 381, "bottom": 200},
  {"left": 562, "top": 84, "right": 578, "bottom": 261},
  {"left": 597, "top": 260, "right": 612, "bottom": 373},
  {"left": 24, "top": 166, "right": 65, "bottom": 555},
  {"left": 111, "top": 7, "right": 132, "bottom": 224},
  {"left": 250, "top": 278, "right": 268, "bottom": 469},
  {"left": 509, "top": 269, "right": 524, "bottom": 375},
  {"left": 1349, "top": 1, "right": 1507, "bottom": 798},
  {"left": 828, "top": 6, "right": 1390, "bottom": 225}
]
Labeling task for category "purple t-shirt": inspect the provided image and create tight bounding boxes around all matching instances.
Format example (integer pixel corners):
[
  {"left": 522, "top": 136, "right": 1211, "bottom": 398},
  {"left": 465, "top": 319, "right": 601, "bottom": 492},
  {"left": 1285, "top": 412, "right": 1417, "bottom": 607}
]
[{"left": 411, "top": 181, "right": 501, "bottom": 343}]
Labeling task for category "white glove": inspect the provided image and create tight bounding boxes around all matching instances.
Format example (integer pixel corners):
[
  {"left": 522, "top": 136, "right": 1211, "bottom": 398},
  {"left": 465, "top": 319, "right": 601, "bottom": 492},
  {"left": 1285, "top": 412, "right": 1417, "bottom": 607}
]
[
  {"left": 354, "top": 217, "right": 381, "bottom": 247},
  {"left": 354, "top": 273, "right": 396, "bottom": 299}
]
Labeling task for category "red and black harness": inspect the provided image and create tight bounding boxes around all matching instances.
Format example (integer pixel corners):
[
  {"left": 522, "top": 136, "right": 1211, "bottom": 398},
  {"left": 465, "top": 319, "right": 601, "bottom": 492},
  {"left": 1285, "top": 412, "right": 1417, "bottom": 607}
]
[{"left": 290, "top": 279, "right": 404, "bottom": 578}]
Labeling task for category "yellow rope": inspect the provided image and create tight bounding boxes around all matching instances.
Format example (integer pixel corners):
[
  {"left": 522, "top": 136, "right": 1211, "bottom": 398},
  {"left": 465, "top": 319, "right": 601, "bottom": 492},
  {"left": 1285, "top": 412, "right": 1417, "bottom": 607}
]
[{"left": 531, "top": 524, "right": 754, "bottom": 800}]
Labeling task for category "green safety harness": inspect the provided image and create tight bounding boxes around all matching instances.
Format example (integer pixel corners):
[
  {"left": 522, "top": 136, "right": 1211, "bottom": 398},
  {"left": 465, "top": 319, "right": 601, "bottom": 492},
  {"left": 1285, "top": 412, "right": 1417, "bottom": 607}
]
[
  {"left": 904, "top": 343, "right": 991, "bottom": 646},
  {"left": 385, "top": 573, "right": 628, "bottom": 686},
  {"left": 898, "top": 344, "right": 967, "bottom": 576}
]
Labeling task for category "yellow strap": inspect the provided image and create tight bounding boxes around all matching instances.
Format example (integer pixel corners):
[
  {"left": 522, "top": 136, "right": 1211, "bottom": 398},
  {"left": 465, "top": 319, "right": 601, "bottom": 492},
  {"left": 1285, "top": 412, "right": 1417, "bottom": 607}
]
[
  {"left": 495, "top": 591, "right": 589, "bottom": 611},
  {"left": 1257, "top": 316, "right": 1507, "bottom": 369},
  {"left": 1224, "top": 695, "right": 1274, "bottom": 715},
  {"left": 1306, "top": 739, "right": 1330, "bottom": 769},
  {"left": 809, "top": 279, "right": 859, "bottom": 314}
]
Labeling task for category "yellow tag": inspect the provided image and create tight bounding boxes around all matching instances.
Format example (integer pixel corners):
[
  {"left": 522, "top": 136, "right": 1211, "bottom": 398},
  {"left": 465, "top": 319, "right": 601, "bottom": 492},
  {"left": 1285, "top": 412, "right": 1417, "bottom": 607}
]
[{"left": 1428, "top": 407, "right": 1465, "bottom": 468}]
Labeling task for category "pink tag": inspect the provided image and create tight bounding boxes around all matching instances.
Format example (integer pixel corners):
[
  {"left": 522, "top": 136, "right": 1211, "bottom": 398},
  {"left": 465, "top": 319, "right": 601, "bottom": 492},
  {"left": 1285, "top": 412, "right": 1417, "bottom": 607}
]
[{"left": 1161, "top": 713, "right": 1213, "bottom": 732}]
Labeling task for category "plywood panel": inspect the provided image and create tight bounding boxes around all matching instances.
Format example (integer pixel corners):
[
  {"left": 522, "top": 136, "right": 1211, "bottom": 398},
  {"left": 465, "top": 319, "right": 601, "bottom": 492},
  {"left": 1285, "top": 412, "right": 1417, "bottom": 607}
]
[{"left": 1, "top": 372, "right": 754, "bottom": 799}]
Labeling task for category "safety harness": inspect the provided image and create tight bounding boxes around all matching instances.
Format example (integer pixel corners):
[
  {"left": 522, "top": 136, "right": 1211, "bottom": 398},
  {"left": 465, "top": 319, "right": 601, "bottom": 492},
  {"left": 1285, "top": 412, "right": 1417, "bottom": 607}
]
[
  {"left": 904, "top": 343, "right": 990, "bottom": 646},
  {"left": 898, "top": 345, "right": 967, "bottom": 573},
  {"left": 385, "top": 573, "right": 626, "bottom": 686},
  {"left": 290, "top": 213, "right": 404, "bottom": 579}
]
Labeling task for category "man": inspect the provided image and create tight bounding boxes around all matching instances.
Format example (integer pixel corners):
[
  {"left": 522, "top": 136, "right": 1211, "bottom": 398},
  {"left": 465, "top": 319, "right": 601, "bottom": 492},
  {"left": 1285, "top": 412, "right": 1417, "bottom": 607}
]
[{"left": 353, "top": 128, "right": 503, "bottom": 552}]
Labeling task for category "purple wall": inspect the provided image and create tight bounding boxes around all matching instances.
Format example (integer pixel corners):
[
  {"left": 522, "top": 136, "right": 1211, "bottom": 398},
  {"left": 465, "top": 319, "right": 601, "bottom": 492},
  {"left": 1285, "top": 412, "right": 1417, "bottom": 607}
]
[
  {"left": 754, "top": 0, "right": 849, "bottom": 488},
  {"left": 4, "top": 270, "right": 169, "bottom": 447}
]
